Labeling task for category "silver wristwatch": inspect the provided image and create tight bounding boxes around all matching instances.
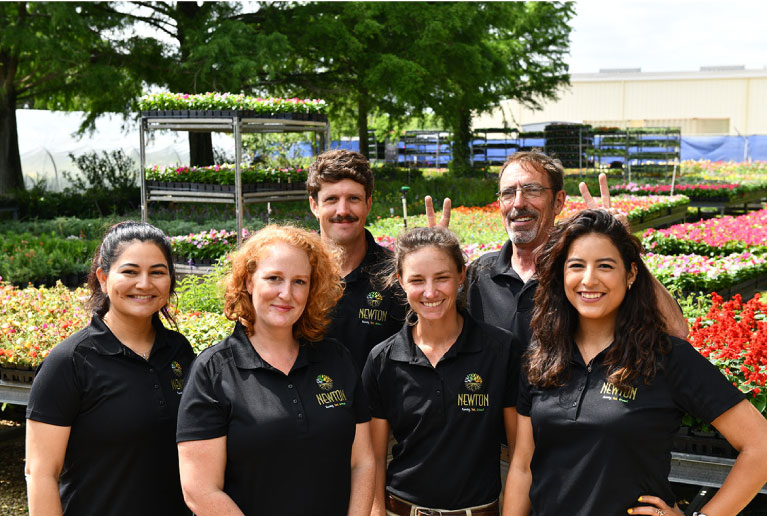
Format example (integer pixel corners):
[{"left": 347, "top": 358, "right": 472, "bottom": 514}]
[{"left": 692, "top": 512, "right": 708, "bottom": 516}]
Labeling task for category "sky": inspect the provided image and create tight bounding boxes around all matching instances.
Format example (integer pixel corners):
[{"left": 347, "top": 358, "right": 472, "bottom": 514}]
[{"left": 567, "top": 0, "right": 767, "bottom": 73}]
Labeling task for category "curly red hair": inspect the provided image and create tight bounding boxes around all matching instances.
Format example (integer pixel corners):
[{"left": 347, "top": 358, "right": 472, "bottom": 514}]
[{"left": 224, "top": 225, "right": 343, "bottom": 341}]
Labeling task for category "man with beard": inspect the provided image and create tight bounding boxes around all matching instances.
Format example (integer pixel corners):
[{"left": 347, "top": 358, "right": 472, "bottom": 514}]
[
  {"left": 466, "top": 150, "right": 688, "bottom": 345},
  {"left": 307, "top": 150, "right": 452, "bottom": 371}
]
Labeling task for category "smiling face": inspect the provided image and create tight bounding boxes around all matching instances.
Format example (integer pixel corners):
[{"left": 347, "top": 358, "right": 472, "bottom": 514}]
[
  {"left": 97, "top": 241, "right": 171, "bottom": 324},
  {"left": 499, "top": 162, "right": 565, "bottom": 250},
  {"left": 309, "top": 178, "right": 372, "bottom": 247},
  {"left": 399, "top": 246, "right": 465, "bottom": 322},
  {"left": 564, "top": 233, "right": 637, "bottom": 328},
  {"left": 247, "top": 242, "right": 311, "bottom": 333}
]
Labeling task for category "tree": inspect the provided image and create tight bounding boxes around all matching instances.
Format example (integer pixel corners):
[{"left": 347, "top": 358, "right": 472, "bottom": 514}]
[
  {"left": 409, "top": 2, "right": 574, "bottom": 171},
  {"left": 263, "top": 2, "right": 436, "bottom": 158},
  {"left": 268, "top": 2, "right": 573, "bottom": 167},
  {"left": 116, "top": 1, "right": 292, "bottom": 165},
  {"left": 0, "top": 2, "right": 150, "bottom": 193}
]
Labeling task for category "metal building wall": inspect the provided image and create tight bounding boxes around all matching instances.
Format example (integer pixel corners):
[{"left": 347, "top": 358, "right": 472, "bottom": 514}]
[{"left": 474, "top": 69, "right": 767, "bottom": 135}]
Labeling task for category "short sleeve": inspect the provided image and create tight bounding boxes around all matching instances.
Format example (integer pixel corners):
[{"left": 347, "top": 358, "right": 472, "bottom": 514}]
[
  {"left": 361, "top": 351, "right": 386, "bottom": 419},
  {"left": 503, "top": 336, "right": 524, "bottom": 408},
  {"left": 666, "top": 338, "right": 745, "bottom": 423},
  {"left": 516, "top": 366, "right": 533, "bottom": 417},
  {"left": 26, "top": 344, "right": 81, "bottom": 426},
  {"left": 176, "top": 353, "right": 230, "bottom": 442},
  {"left": 352, "top": 373, "right": 371, "bottom": 423}
]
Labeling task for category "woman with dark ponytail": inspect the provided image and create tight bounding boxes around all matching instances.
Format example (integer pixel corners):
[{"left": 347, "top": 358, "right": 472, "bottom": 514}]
[
  {"left": 25, "top": 221, "right": 195, "bottom": 516},
  {"left": 504, "top": 209, "right": 767, "bottom": 516}
]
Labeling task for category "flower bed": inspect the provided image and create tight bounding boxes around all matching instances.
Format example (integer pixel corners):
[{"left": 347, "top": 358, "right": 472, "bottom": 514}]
[
  {"left": 644, "top": 251, "right": 767, "bottom": 293},
  {"left": 681, "top": 160, "right": 767, "bottom": 181},
  {"left": 0, "top": 281, "right": 231, "bottom": 369},
  {"left": 138, "top": 92, "right": 327, "bottom": 115},
  {"left": 0, "top": 282, "right": 90, "bottom": 368},
  {"left": 609, "top": 182, "right": 767, "bottom": 202},
  {"left": 146, "top": 164, "right": 307, "bottom": 188},
  {"left": 689, "top": 293, "right": 767, "bottom": 415},
  {"left": 369, "top": 195, "right": 689, "bottom": 249},
  {"left": 643, "top": 208, "right": 767, "bottom": 257},
  {"left": 171, "top": 229, "right": 249, "bottom": 263}
]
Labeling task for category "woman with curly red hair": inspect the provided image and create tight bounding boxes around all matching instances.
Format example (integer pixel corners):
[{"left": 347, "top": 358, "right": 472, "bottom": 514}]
[{"left": 177, "top": 225, "right": 374, "bottom": 516}]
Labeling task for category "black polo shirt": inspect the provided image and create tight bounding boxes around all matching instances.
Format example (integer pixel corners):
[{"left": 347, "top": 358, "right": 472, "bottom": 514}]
[
  {"left": 467, "top": 240, "right": 537, "bottom": 346},
  {"left": 362, "top": 312, "right": 522, "bottom": 509},
  {"left": 176, "top": 323, "right": 370, "bottom": 516},
  {"left": 325, "top": 229, "right": 408, "bottom": 371},
  {"left": 518, "top": 336, "right": 745, "bottom": 516},
  {"left": 26, "top": 315, "right": 195, "bottom": 516}
]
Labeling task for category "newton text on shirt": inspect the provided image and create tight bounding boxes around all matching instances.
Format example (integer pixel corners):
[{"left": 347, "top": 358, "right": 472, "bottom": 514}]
[{"left": 600, "top": 381, "right": 637, "bottom": 403}]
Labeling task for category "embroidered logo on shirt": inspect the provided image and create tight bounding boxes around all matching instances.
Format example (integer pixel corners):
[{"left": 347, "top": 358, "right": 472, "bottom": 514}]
[
  {"left": 358, "top": 291, "right": 388, "bottom": 326},
  {"left": 600, "top": 381, "right": 637, "bottom": 403},
  {"left": 171, "top": 361, "right": 183, "bottom": 378},
  {"left": 316, "top": 374, "right": 334, "bottom": 391},
  {"left": 315, "top": 374, "right": 348, "bottom": 408},
  {"left": 458, "top": 373, "right": 489, "bottom": 412},
  {"left": 366, "top": 291, "right": 383, "bottom": 307},
  {"left": 464, "top": 373, "right": 483, "bottom": 392}
]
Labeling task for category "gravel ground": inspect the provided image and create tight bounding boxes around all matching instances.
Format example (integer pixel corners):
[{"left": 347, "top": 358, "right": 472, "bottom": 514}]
[{"left": 0, "top": 420, "right": 27, "bottom": 516}]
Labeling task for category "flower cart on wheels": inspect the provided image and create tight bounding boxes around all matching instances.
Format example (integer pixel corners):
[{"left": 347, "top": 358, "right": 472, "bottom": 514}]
[{"left": 138, "top": 93, "right": 331, "bottom": 272}]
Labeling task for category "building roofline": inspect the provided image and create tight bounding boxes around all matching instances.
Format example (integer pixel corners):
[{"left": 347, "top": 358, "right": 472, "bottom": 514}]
[{"left": 572, "top": 67, "right": 767, "bottom": 82}]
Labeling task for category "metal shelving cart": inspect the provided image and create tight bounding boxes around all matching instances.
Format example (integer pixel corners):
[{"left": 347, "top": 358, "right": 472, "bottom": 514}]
[
  {"left": 471, "top": 128, "right": 520, "bottom": 166},
  {"left": 139, "top": 112, "right": 330, "bottom": 248},
  {"left": 399, "top": 130, "right": 451, "bottom": 168}
]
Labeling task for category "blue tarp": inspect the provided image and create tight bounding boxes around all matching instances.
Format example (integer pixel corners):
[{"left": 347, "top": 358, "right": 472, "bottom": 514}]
[{"left": 681, "top": 135, "right": 767, "bottom": 161}]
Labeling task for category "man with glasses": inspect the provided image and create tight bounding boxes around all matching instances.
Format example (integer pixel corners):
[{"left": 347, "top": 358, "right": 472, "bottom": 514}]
[{"left": 466, "top": 150, "right": 688, "bottom": 345}]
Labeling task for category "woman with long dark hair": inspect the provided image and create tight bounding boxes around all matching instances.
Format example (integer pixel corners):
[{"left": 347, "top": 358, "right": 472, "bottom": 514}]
[
  {"left": 363, "top": 226, "right": 520, "bottom": 516},
  {"left": 25, "top": 221, "right": 195, "bottom": 516},
  {"left": 504, "top": 209, "right": 767, "bottom": 516}
]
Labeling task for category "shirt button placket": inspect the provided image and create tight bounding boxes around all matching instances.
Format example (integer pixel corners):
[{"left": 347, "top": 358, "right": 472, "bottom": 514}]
[
  {"left": 148, "top": 364, "right": 167, "bottom": 412},
  {"left": 289, "top": 379, "right": 307, "bottom": 433}
]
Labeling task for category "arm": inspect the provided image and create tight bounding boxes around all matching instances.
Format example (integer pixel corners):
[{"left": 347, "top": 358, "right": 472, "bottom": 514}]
[
  {"left": 579, "top": 174, "right": 688, "bottom": 338},
  {"left": 25, "top": 420, "right": 70, "bottom": 516},
  {"left": 699, "top": 399, "right": 767, "bottom": 514},
  {"left": 502, "top": 414, "right": 534, "bottom": 516},
  {"left": 369, "top": 417, "right": 391, "bottom": 516},
  {"left": 503, "top": 406, "right": 518, "bottom": 462},
  {"left": 630, "top": 399, "right": 767, "bottom": 516},
  {"left": 178, "top": 437, "right": 244, "bottom": 516},
  {"left": 348, "top": 422, "right": 375, "bottom": 516},
  {"left": 425, "top": 195, "right": 452, "bottom": 228}
]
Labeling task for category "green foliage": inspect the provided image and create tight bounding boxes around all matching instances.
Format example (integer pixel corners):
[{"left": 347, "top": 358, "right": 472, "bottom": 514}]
[
  {"left": 242, "top": 133, "right": 315, "bottom": 170},
  {"left": 0, "top": 2, "right": 157, "bottom": 192},
  {"left": 176, "top": 259, "right": 232, "bottom": 314},
  {"left": 172, "top": 311, "right": 233, "bottom": 355},
  {"left": 64, "top": 150, "right": 138, "bottom": 192},
  {"left": 0, "top": 232, "right": 98, "bottom": 287}
]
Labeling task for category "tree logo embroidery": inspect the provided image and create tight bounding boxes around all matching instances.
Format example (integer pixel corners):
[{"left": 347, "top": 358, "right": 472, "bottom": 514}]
[
  {"left": 464, "top": 373, "right": 483, "bottom": 392},
  {"left": 316, "top": 374, "right": 334, "bottom": 391},
  {"left": 366, "top": 291, "right": 383, "bottom": 308}
]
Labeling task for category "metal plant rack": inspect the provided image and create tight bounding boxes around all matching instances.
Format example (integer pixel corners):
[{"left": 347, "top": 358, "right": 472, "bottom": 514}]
[{"left": 139, "top": 112, "right": 330, "bottom": 247}]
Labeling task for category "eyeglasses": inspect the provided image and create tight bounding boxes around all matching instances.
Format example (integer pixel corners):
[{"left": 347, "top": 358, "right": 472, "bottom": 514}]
[{"left": 497, "top": 185, "right": 556, "bottom": 203}]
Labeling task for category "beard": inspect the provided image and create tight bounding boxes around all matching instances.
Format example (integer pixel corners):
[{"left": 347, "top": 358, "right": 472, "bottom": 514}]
[{"left": 505, "top": 209, "right": 540, "bottom": 244}]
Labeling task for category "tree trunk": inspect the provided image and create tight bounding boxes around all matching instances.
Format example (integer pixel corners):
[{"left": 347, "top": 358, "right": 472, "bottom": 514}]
[
  {"left": 0, "top": 92, "right": 25, "bottom": 193},
  {"left": 450, "top": 106, "right": 473, "bottom": 175},
  {"left": 357, "top": 95, "right": 369, "bottom": 159},
  {"left": 189, "top": 132, "right": 214, "bottom": 166},
  {"left": 176, "top": 2, "right": 215, "bottom": 167}
]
